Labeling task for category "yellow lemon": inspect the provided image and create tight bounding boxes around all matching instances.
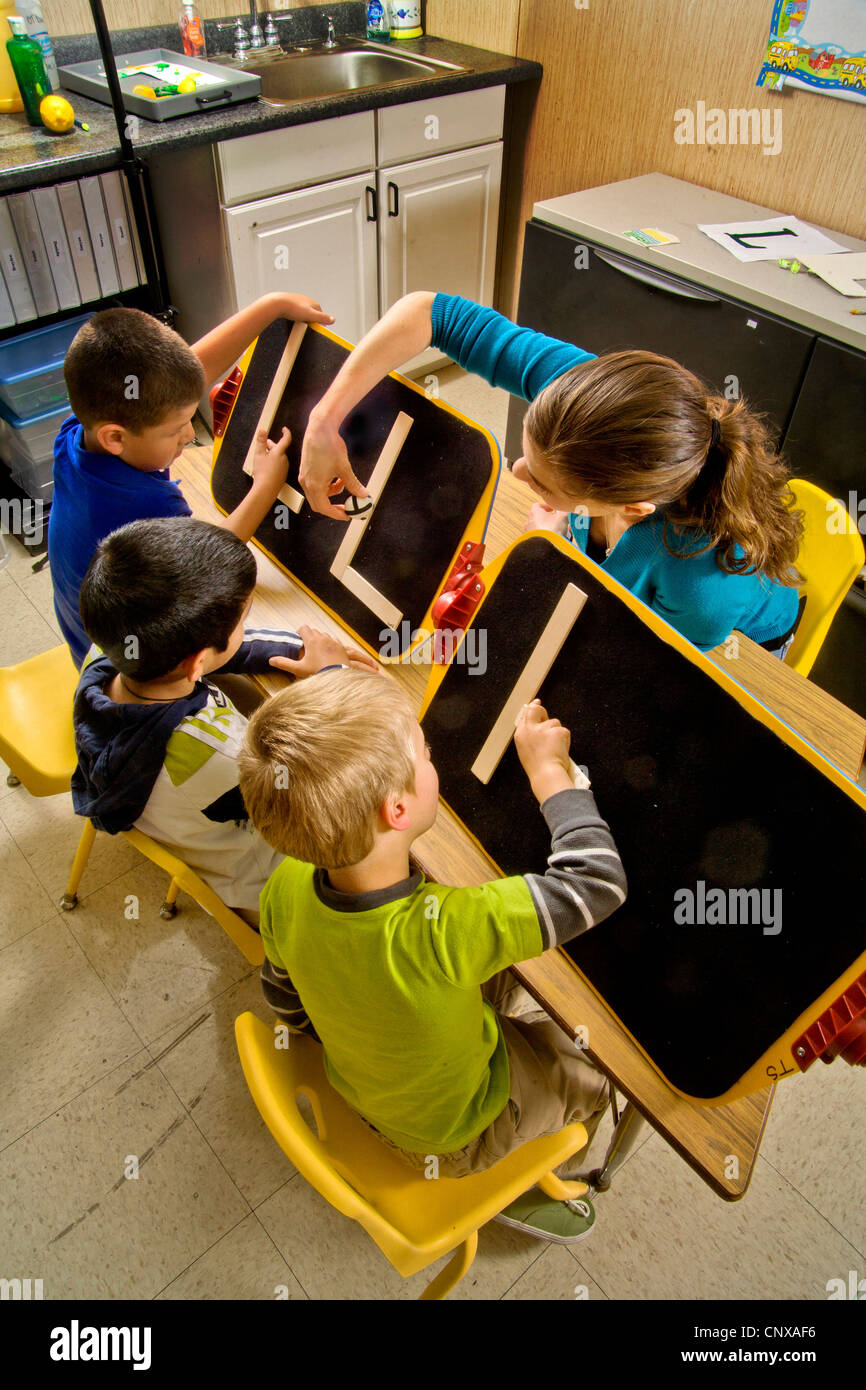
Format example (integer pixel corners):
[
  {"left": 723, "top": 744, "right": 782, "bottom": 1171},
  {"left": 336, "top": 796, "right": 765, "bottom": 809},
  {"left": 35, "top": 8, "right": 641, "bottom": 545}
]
[
  {"left": 132, "top": 84, "right": 158, "bottom": 99},
  {"left": 178, "top": 76, "right": 197, "bottom": 93},
  {"left": 39, "top": 94, "right": 75, "bottom": 133}
]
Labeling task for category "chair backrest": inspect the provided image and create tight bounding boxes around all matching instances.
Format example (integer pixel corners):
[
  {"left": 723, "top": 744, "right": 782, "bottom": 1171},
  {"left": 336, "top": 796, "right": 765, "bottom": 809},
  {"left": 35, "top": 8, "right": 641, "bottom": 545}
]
[
  {"left": 0, "top": 643, "right": 79, "bottom": 795},
  {"left": 234, "top": 1012, "right": 409, "bottom": 1253},
  {"left": 785, "top": 479, "right": 864, "bottom": 677}
]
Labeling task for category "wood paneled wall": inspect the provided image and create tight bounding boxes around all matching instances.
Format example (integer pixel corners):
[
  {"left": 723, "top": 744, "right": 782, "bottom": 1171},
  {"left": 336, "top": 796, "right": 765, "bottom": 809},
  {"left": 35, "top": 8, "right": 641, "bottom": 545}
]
[{"left": 428, "top": 0, "right": 866, "bottom": 319}]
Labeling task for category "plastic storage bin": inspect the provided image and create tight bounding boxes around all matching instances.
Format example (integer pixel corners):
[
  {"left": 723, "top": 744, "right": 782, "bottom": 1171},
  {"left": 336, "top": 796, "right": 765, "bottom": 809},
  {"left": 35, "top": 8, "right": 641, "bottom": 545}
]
[
  {"left": 0, "top": 314, "right": 89, "bottom": 417},
  {"left": 0, "top": 397, "right": 70, "bottom": 501}
]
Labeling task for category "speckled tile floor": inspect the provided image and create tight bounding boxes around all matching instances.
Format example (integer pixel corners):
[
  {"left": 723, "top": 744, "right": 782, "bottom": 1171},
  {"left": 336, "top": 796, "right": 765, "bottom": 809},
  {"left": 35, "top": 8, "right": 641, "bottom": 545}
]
[{"left": 1, "top": 367, "right": 863, "bottom": 1301}]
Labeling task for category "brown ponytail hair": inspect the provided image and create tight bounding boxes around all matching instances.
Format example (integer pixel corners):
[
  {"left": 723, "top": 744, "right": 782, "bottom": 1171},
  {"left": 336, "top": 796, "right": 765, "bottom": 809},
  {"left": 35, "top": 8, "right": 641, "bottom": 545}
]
[{"left": 524, "top": 350, "right": 803, "bottom": 584}]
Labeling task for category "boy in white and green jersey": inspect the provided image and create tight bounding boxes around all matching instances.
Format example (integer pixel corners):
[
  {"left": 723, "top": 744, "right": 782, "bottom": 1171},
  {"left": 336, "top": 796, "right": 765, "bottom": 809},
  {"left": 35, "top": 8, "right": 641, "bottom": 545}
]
[
  {"left": 240, "top": 669, "right": 628, "bottom": 1242},
  {"left": 72, "top": 517, "right": 377, "bottom": 915}
]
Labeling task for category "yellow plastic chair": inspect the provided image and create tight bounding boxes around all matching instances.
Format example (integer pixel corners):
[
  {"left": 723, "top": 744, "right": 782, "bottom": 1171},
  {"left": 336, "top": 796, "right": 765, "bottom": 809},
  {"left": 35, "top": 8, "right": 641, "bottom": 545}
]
[
  {"left": 0, "top": 642, "right": 263, "bottom": 965},
  {"left": 235, "top": 1011, "right": 591, "bottom": 1300},
  {"left": 63, "top": 822, "right": 265, "bottom": 966},
  {"left": 786, "top": 479, "right": 865, "bottom": 677},
  {"left": 0, "top": 644, "right": 80, "bottom": 795}
]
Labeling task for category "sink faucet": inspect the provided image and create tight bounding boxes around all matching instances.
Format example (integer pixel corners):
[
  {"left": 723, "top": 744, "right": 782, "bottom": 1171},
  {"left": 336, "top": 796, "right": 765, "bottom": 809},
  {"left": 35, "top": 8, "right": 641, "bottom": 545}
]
[
  {"left": 248, "top": 0, "right": 265, "bottom": 48},
  {"left": 323, "top": 15, "right": 337, "bottom": 47}
]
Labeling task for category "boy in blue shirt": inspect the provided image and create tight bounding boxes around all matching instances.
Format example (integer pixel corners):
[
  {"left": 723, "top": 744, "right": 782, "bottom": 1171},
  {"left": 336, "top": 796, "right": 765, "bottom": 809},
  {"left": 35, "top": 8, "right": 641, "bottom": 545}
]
[{"left": 49, "top": 292, "right": 333, "bottom": 666}]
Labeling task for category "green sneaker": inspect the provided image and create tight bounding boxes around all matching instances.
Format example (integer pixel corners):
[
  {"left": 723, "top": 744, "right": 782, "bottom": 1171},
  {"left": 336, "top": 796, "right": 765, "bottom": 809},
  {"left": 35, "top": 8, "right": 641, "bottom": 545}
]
[{"left": 495, "top": 1186, "right": 597, "bottom": 1243}]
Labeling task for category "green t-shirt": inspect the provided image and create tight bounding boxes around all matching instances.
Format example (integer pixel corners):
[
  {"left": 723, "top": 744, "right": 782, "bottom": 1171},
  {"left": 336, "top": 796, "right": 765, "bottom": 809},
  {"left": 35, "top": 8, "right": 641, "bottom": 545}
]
[{"left": 259, "top": 859, "right": 545, "bottom": 1154}]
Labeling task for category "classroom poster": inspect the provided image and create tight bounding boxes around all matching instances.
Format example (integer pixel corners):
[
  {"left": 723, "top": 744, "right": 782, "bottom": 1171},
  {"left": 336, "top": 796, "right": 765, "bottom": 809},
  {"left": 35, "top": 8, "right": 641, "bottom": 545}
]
[{"left": 757, "top": 0, "right": 866, "bottom": 104}]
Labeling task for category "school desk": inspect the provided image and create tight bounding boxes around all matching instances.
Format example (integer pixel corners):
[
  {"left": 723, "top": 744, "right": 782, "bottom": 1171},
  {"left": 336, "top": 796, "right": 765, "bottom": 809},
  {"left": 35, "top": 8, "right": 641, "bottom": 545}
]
[{"left": 178, "top": 448, "right": 866, "bottom": 1201}]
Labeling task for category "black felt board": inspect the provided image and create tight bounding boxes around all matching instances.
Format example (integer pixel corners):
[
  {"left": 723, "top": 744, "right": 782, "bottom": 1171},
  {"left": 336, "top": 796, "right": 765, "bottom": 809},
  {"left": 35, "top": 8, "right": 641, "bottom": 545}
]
[
  {"left": 421, "top": 536, "right": 866, "bottom": 1100},
  {"left": 210, "top": 321, "right": 498, "bottom": 654}
]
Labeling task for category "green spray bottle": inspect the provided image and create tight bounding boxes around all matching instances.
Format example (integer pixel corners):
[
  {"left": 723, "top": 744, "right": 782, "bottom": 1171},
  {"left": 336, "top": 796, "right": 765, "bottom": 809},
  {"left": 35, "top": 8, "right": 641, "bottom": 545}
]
[{"left": 5, "top": 13, "right": 50, "bottom": 125}]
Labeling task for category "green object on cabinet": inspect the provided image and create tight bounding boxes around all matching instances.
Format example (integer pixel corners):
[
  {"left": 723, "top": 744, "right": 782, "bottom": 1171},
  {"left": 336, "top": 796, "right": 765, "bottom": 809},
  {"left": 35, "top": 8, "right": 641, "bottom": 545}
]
[{"left": 5, "top": 13, "right": 50, "bottom": 125}]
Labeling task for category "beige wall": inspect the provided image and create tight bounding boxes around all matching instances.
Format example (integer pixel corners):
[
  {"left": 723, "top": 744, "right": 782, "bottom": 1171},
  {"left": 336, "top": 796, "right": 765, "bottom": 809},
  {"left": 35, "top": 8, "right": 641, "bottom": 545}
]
[{"left": 428, "top": 0, "right": 866, "bottom": 317}]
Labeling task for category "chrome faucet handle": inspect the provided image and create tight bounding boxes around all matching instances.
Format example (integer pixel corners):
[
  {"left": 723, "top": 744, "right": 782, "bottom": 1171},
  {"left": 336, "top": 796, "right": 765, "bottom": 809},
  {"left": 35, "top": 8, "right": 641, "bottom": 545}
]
[
  {"left": 324, "top": 16, "right": 337, "bottom": 47},
  {"left": 230, "top": 16, "right": 250, "bottom": 59},
  {"left": 263, "top": 13, "right": 279, "bottom": 44}
]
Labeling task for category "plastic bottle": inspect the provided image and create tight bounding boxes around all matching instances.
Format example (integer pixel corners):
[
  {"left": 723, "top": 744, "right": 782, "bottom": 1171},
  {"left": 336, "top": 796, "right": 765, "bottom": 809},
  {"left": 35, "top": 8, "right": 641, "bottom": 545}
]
[
  {"left": 5, "top": 13, "right": 50, "bottom": 125},
  {"left": 14, "top": 0, "right": 57, "bottom": 89},
  {"left": 366, "top": 1, "right": 390, "bottom": 41},
  {"left": 179, "top": 2, "right": 207, "bottom": 60},
  {"left": 0, "top": 1, "right": 25, "bottom": 112},
  {"left": 390, "top": 3, "right": 423, "bottom": 39}
]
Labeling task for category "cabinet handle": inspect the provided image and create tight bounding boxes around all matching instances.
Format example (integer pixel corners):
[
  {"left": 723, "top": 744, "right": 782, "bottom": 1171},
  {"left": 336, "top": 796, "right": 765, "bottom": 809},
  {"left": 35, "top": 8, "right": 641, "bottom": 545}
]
[
  {"left": 387, "top": 181, "right": 400, "bottom": 217},
  {"left": 592, "top": 247, "right": 721, "bottom": 302},
  {"left": 366, "top": 185, "right": 377, "bottom": 222}
]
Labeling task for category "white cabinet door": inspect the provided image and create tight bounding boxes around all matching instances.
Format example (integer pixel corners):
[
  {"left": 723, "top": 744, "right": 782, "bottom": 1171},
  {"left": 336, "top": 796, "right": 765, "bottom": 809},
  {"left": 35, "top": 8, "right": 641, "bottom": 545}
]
[
  {"left": 377, "top": 143, "right": 503, "bottom": 374},
  {"left": 223, "top": 173, "right": 379, "bottom": 345}
]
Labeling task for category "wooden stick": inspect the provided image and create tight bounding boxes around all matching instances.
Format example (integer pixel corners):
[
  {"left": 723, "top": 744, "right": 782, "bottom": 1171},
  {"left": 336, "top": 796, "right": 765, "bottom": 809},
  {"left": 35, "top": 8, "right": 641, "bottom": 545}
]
[
  {"left": 471, "top": 582, "right": 587, "bottom": 785},
  {"left": 275, "top": 482, "right": 305, "bottom": 514},
  {"left": 241, "top": 321, "right": 307, "bottom": 480},
  {"left": 339, "top": 565, "right": 403, "bottom": 630},
  {"left": 330, "top": 410, "right": 413, "bottom": 581}
]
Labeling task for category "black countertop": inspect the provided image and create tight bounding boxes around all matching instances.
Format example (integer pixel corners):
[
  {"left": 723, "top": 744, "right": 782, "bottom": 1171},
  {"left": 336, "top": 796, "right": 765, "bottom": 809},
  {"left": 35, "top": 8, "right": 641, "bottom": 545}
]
[{"left": 0, "top": 18, "right": 541, "bottom": 193}]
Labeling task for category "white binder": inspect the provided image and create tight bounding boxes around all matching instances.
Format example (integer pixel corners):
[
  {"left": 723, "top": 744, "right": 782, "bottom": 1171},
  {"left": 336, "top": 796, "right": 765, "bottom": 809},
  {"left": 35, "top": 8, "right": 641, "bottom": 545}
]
[
  {"left": 6, "top": 191, "right": 59, "bottom": 317},
  {"left": 0, "top": 199, "right": 37, "bottom": 324},
  {"left": 99, "top": 171, "right": 139, "bottom": 291},
  {"left": 56, "top": 181, "right": 100, "bottom": 305},
  {"left": 0, "top": 265, "right": 14, "bottom": 329},
  {"left": 120, "top": 172, "right": 146, "bottom": 286},
  {"left": 79, "top": 176, "right": 120, "bottom": 297},
  {"left": 31, "top": 185, "right": 80, "bottom": 311}
]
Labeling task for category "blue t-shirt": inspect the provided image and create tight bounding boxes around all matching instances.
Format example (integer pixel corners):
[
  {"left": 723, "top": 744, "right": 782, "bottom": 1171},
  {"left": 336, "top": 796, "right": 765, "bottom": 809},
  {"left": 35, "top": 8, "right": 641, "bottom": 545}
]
[
  {"left": 430, "top": 294, "right": 798, "bottom": 651},
  {"left": 48, "top": 414, "right": 192, "bottom": 666}
]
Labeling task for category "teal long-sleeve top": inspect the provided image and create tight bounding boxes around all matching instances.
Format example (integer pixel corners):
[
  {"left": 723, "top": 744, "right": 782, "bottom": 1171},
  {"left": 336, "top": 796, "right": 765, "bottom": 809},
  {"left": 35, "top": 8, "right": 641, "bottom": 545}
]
[{"left": 429, "top": 293, "right": 799, "bottom": 652}]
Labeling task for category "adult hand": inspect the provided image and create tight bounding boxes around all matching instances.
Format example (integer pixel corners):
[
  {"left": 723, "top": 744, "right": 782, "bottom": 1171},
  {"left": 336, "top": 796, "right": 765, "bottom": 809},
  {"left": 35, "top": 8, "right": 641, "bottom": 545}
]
[
  {"left": 524, "top": 502, "right": 570, "bottom": 536},
  {"left": 269, "top": 625, "right": 380, "bottom": 677},
  {"left": 299, "top": 413, "right": 369, "bottom": 521}
]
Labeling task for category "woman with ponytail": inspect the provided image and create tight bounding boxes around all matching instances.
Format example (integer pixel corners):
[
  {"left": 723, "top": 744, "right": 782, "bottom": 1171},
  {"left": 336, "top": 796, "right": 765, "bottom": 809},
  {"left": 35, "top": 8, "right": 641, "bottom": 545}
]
[{"left": 300, "top": 292, "right": 803, "bottom": 654}]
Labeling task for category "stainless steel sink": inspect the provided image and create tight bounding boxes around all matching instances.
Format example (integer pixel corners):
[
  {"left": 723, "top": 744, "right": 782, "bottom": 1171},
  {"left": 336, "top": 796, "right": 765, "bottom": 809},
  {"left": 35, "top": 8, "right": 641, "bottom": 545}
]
[{"left": 216, "top": 39, "right": 470, "bottom": 105}]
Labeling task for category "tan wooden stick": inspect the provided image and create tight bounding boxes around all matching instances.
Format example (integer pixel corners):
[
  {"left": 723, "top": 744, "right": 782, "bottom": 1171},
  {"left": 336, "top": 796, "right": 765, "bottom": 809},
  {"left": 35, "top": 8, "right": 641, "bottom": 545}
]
[
  {"left": 471, "top": 582, "right": 587, "bottom": 785},
  {"left": 330, "top": 410, "right": 413, "bottom": 581}
]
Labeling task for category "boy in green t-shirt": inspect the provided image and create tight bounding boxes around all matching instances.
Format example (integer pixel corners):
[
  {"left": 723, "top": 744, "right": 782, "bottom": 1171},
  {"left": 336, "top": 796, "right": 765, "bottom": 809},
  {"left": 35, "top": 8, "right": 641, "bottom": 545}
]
[{"left": 239, "top": 669, "right": 627, "bottom": 1243}]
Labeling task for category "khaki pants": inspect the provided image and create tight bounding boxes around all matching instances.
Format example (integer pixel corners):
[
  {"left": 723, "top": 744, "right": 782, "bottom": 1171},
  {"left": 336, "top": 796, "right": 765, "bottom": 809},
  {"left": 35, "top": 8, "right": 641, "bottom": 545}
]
[{"left": 373, "top": 970, "right": 611, "bottom": 1178}]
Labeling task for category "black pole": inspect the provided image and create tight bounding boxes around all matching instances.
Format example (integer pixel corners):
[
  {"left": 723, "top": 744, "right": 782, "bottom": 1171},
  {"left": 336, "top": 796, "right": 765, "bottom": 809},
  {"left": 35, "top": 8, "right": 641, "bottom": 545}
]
[{"left": 87, "top": 0, "right": 171, "bottom": 319}]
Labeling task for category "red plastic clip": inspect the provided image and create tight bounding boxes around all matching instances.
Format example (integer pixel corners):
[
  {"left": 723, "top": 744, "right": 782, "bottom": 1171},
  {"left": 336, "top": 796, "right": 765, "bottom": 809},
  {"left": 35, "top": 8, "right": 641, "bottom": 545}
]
[
  {"left": 209, "top": 366, "right": 243, "bottom": 438},
  {"left": 791, "top": 970, "right": 866, "bottom": 1070},
  {"left": 429, "top": 542, "right": 486, "bottom": 665},
  {"left": 432, "top": 542, "right": 485, "bottom": 631}
]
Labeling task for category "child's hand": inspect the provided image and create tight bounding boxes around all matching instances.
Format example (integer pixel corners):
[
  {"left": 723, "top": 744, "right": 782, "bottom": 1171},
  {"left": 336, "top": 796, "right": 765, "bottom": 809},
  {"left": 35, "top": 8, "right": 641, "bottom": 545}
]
[
  {"left": 524, "top": 503, "right": 570, "bottom": 536},
  {"left": 269, "top": 625, "right": 380, "bottom": 678},
  {"left": 276, "top": 293, "right": 335, "bottom": 327},
  {"left": 514, "top": 699, "right": 576, "bottom": 804},
  {"left": 250, "top": 425, "right": 291, "bottom": 498}
]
